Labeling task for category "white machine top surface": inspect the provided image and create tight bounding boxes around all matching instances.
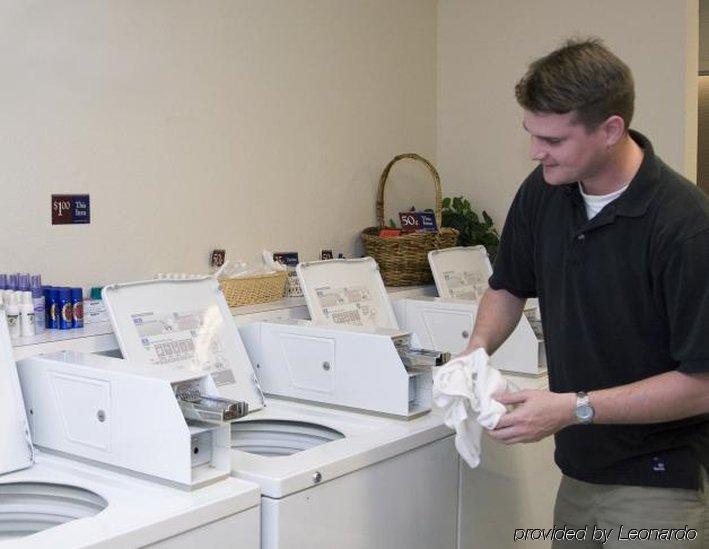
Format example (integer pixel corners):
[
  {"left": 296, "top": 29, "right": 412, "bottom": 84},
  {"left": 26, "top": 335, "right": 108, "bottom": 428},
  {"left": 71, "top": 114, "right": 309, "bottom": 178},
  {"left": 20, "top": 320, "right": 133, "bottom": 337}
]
[
  {"left": 1, "top": 452, "right": 259, "bottom": 549},
  {"left": 102, "top": 278, "right": 263, "bottom": 411},
  {"left": 229, "top": 399, "right": 451, "bottom": 498},
  {"left": 267, "top": 318, "right": 410, "bottom": 338},
  {"left": 39, "top": 349, "right": 218, "bottom": 383},
  {"left": 0, "top": 308, "right": 33, "bottom": 477},
  {"left": 296, "top": 258, "right": 399, "bottom": 329},
  {"left": 428, "top": 246, "right": 492, "bottom": 301}
]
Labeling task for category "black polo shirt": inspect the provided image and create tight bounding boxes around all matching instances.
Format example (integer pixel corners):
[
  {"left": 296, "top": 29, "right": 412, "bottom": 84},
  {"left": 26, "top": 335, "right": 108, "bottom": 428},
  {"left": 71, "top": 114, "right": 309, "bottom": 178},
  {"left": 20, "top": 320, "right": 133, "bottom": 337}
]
[{"left": 490, "top": 130, "right": 709, "bottom": 489}]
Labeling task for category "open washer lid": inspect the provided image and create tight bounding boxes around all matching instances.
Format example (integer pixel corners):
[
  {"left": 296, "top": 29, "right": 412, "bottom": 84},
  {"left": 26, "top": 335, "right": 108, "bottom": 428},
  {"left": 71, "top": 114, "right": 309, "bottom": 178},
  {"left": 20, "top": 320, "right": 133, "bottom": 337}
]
[
  {"left": 102, "top": 277, "right": 264, "bottom": 412},
  {"left": 296, "top": 257, "right": 399, "bottom": 330},
  {"left": 428, "top": 246, "right": 493, "bottom": 301},
  {"left": 0, "top": 307, "right": 34, "bottom": 476}
]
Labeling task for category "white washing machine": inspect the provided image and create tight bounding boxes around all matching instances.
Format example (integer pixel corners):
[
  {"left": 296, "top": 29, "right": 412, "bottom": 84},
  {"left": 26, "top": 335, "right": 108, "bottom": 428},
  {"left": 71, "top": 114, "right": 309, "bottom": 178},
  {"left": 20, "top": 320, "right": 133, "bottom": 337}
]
[
  {"left": 0, "top": 309, "right": 261, "bottom": 549},
  {"left": 391, "top": 246, "right": 546, "bottom": 376},
  {"left": 84, "top": 277, "right": 459, "bottom": 549},
  {"left": 289, "top": 258, "right": 550, "bottom": 549}
]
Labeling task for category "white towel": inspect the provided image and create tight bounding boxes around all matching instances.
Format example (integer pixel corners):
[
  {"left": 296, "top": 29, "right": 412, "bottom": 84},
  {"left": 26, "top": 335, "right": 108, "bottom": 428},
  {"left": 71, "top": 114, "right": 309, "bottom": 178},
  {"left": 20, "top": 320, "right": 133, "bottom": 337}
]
[{"left": 432, "top": 348, "right": 513, "bottom": 468}]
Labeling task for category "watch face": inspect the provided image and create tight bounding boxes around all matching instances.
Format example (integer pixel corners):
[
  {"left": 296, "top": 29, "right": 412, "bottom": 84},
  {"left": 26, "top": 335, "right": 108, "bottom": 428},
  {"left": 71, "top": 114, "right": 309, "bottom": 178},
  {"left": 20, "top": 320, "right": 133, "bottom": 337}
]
[{"left": 577, "top": 404, "right": 594, "bottom": 423}]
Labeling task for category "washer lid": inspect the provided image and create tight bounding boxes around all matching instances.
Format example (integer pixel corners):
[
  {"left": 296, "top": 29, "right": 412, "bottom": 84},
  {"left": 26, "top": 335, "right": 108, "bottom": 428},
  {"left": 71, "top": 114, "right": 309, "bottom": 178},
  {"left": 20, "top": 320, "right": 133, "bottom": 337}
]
[
  {"left": 0, "top": 307, "right": 34, "bottom": 476},
  {"left": 102, "top": 277, "right": 264, "bottom": 412},
  {"left": 428, "top": 246, "right": 492, "bottom": 301},
  {"left": 296, "top": 258, "right": 399, "bottom": 330}
]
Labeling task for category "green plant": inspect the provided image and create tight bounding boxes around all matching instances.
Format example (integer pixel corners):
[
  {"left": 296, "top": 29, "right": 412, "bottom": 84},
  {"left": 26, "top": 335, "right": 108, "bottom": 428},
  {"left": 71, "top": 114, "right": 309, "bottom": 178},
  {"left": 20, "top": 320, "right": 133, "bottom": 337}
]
[{"left": 441, "top": 196, "right": 500, "bottom": 260}]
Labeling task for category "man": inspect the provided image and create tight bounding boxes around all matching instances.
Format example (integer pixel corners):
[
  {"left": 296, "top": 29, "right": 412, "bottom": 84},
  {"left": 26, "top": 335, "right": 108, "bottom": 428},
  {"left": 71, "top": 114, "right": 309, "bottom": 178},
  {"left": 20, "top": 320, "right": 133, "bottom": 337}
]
[{"left": 466, "top": 39, "right": 709, "bottom": 547}]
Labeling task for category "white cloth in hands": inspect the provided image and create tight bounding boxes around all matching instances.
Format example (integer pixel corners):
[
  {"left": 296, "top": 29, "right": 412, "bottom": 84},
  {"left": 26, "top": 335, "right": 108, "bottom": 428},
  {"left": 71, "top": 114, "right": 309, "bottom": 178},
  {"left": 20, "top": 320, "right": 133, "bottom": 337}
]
[{"left": 432, "top": 348, "right": 513, "bottom": 468}]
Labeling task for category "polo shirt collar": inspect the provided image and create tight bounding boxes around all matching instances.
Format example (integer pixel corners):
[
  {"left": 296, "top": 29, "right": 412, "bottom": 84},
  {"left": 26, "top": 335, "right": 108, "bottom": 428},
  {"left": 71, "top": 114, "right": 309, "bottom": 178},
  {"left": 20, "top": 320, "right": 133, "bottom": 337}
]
[
  {"left": 562, "top": 129, "right": 661, "bottom": 219},
  {"left": 611, "top": 130, "right": 661, "bottom": 217}
]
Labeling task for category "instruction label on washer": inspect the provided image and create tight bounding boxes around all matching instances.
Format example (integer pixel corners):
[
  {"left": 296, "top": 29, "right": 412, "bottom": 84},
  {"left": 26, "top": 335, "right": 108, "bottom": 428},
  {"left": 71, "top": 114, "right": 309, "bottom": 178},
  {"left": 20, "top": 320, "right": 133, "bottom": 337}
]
[
  {"left": 131, "top": 309, "right": 236, "bottom": 386},
  {"left": 442, "top": 270, "right": 488, "bottom": 301},
  {"left": 315, "top": 285, "right": 379, "bottom": 327}
]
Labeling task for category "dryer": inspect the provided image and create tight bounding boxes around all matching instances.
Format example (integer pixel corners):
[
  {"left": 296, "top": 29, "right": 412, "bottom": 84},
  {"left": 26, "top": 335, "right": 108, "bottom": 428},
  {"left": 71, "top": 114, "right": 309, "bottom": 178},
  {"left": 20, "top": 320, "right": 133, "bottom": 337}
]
[{"left": 0, "top": 307, "right": 260, "bottom": 549}]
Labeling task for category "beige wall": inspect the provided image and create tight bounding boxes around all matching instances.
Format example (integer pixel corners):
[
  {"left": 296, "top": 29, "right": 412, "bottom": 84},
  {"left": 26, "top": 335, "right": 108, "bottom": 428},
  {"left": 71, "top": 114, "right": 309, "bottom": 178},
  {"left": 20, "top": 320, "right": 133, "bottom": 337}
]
[
  {"left": 700, "top": 2, "right": 709, "bottom": 193},
  {"left": 437, "top": 0, "right": 699, "bottom": 230},
  {"left": 699, "top": 76, "right": 709, "bottom": 192},
  {"left": 701, "top": 0, "right": 709, "bottom": 72},
  {"left": 0, "top": 1, "right": 438, "bottom": 288},
  {"left": 2, "top": 1, "right": 701, "bottom": 288}
]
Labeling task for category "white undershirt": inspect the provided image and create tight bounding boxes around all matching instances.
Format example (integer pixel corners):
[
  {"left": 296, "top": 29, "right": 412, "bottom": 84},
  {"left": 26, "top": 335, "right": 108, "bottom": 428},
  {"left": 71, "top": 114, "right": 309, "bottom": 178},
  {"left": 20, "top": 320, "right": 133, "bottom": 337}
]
[{"left": 579, "top": 183, "right": 629, "bottom": 220}]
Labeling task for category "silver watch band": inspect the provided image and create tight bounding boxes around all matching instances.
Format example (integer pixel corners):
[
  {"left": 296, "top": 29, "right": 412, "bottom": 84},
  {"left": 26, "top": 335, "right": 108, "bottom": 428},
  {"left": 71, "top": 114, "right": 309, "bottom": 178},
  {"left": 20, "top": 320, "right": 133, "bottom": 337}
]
[{"left": 575, "top": 391, "right": 594, "bottom": 424}]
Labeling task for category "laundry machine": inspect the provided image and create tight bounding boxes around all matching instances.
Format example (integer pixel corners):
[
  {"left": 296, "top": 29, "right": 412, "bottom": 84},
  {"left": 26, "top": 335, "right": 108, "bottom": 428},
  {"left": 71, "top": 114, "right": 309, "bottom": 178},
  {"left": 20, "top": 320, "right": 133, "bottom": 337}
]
[
  {"left": 60, "top": 277, "right": 459, "bottom": 549},
  {"left": 290, "top": 257, "right": 556, "bottom": 549},
  {"left": 1, "top": 307, "right": 260, "bottom": 549},
  {"left": 390, "top": 247, "right": 546, "bottom": 375}
]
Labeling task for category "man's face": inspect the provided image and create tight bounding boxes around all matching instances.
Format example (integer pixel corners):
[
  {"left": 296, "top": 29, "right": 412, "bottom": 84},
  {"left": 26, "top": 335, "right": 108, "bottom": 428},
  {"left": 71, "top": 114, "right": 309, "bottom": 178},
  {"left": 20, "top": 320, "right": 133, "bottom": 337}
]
[{"left": 523, "top": 110, "right": 608, "bottom": 186}]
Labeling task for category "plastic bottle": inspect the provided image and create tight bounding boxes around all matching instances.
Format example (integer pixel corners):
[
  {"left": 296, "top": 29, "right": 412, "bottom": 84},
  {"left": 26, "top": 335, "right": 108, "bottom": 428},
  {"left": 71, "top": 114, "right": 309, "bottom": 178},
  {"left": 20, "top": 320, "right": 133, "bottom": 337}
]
[
  {"left": 5, "top": 292, "right": 20, "bottom": 338},
  {"left": 43, "top": 286, "right": 53, "bottom": 329},
  {"left": 30, "top": 275, "right": 44, "bottom": 333},
  {"left": 71, "top": 288, "right": 84, "bottom": 329},
  {"left": 7, "top": 274, "right": 18, "bottom": 291},
  {"left": 20, "top": 292, "right": 35, "bottom": 337},
  {"left": 17, "top": 273, "right": 30, "bottom": 292},
  {"left": 48, "top": 287, "right": 61, "bottom": 329},
  {"left": 0, "top": 274, "right": 7, "bottom": 290},
  {"left": 58, "top": 288, "right": 73, "bottom": 330}
]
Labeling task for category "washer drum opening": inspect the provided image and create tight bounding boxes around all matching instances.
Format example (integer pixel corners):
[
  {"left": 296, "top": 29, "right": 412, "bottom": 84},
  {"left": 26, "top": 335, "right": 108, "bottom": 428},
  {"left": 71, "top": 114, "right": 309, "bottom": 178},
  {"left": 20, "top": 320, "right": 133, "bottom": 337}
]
[
  {"left": 232, "top": 420, "right": 344, "bottom": 456},
  {"left": 0, "top": 482, "right": 107, "bottom": 540}
]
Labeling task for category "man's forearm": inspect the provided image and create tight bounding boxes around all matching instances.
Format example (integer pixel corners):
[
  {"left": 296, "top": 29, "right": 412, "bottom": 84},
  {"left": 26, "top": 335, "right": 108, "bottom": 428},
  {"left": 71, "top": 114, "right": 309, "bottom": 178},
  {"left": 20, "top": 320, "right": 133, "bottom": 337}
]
[
  {"left": 466, "top": 287, "right": 526, "bottom": 354},
  {"left": 589, "top": 371, "right": 709, "bottom": 424},
  {"left": 490, "top": 371, "right": 709, "bottom": 444}
]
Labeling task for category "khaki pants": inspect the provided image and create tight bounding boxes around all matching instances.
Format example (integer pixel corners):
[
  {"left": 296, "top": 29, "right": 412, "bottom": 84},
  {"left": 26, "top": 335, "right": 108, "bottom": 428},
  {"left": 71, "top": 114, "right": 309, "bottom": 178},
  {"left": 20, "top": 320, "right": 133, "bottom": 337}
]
[{"left": 551, "top": 469, "right": 708, "bottom": 548}]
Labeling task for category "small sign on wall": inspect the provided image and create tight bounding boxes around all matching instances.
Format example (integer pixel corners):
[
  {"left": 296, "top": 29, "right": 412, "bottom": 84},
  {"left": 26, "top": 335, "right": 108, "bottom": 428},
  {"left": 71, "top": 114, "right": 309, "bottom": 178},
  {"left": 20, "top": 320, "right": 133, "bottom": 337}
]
[
  {"left": 52, "top": 194, "right": 90, "bottom": 225},
  {"left": 211, "top": 249, "right": 226, "bottom": 268}
]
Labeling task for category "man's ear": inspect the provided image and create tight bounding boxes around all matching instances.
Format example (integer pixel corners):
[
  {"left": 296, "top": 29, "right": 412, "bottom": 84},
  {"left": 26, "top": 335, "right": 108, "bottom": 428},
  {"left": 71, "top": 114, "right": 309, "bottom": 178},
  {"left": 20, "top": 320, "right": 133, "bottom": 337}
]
[{"left": 600, "top": 115, "right": 626, "bottom": 147}]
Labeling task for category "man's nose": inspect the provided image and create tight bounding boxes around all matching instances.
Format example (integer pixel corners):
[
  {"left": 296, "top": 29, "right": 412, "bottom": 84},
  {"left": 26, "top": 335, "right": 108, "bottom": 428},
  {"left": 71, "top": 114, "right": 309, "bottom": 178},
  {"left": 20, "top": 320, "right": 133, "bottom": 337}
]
[{"left": 529, "top": 138, "right": 547, "bottom": 161}]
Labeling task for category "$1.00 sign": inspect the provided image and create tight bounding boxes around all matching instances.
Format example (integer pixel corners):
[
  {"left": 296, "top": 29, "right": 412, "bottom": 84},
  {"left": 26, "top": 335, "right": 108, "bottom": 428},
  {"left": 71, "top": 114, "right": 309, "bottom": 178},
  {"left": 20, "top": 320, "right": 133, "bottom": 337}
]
[{"left": 52, "top": 194, "right": 91, "bottom": 225}]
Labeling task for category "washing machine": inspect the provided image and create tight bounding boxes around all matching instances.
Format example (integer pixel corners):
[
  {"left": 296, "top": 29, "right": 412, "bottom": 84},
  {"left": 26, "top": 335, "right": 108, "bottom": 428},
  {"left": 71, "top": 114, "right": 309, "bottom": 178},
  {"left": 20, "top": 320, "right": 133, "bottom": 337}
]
[
  {"left": 301, "top": 253, "right": 553, "bottom": 549},
  {"left": 65, "top": 277, "right": 459, "bottom": 549},
  {"left": 390, "top": 246, "right": 546, "bottom": 375},
  {"left": 289, "top": 257, "right": 554, "bottom": 549},
  {"left": 0, "top": 308, "right": 261, "bottom": 549}
]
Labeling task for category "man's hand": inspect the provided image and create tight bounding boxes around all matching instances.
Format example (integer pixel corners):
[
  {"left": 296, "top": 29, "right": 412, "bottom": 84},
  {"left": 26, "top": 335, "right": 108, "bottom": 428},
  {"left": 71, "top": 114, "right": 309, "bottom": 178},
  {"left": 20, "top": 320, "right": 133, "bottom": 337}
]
[{"left": 486, "top": 390, "right": 576, "bottom": 444}]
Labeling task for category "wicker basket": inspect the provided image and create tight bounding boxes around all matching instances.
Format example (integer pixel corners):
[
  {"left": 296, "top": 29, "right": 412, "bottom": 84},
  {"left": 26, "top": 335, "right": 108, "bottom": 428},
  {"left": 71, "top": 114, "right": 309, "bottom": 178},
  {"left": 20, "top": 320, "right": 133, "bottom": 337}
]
[
  {"left": 219, "top": 271, "right": 288, "bottom": 307},
  {"left": 285, "top": 270, "right": 303, "bottom": 297},
  {"left": 361, "top": 153, "right": 459, "bottom": 286}
]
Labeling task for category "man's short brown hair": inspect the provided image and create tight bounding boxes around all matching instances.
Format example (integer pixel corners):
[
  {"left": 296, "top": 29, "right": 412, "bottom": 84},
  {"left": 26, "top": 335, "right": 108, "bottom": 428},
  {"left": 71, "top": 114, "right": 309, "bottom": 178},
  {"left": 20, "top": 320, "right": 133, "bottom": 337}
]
[{"left": 515, "top": 38, "right": 634, "bottom": 130}]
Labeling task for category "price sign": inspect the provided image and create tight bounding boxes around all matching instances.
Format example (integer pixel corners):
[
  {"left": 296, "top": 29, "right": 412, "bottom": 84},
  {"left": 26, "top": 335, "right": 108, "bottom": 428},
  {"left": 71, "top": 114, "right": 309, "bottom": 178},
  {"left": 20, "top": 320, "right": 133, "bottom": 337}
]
[
  {"left": 52, "top": 194, "right": 90, "bottom": 225},
  {"left": 398, "top": 211, "right": 437, "bottom": 232}
]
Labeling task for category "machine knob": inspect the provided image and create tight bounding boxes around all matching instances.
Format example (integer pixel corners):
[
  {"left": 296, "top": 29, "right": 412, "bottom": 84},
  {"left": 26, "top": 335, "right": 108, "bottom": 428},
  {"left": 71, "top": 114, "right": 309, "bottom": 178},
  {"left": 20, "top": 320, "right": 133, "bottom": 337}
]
[
  {"left": 322, "top": 361, "right": 331, "bottom": 371},
  {"left": 97, "top": 410, "right": 106, "bottom": 422},
  {"left": 462, "top": 330, "right": 470, "bottom": 339},
  {"left": 313, "top": 472, "right": 323, "bottom": 484}
]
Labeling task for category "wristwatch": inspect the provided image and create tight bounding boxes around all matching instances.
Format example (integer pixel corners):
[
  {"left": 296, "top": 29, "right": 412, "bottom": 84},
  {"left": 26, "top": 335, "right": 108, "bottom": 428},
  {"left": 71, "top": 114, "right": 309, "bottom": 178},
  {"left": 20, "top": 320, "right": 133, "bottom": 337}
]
[{"left": 575, "top": 391, "right": 595, "bottom": 424}]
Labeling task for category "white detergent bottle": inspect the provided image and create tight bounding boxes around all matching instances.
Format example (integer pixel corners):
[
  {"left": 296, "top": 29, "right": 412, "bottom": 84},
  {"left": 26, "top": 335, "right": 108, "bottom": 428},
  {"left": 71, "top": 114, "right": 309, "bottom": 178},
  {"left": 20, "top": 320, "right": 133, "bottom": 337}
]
[
  {"left": 20, "top": 291, "right": 35, "bottom": 337},
  {"left": 5, "top": 292, "right": 20, "bottom": 338}
]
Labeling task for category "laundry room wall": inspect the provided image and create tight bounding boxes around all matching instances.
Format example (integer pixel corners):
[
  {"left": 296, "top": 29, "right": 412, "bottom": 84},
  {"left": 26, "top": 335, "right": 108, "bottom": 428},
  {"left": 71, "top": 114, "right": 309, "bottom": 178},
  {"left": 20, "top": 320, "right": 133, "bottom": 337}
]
[
  {"left": 0, "top": 1, "right": 438, "bottom": 288},
  {"left": 437, "top": 0, "right": 699, "bottom": 232}
]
